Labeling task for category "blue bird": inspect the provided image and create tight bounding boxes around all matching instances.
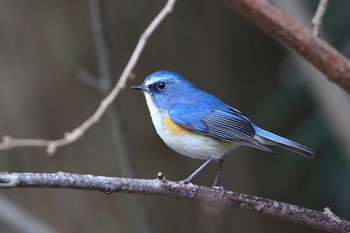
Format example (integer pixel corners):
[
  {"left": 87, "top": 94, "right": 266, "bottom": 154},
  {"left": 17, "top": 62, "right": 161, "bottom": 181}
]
[{"left": 132, "top": 71, "right": 314, "bottom": 187}]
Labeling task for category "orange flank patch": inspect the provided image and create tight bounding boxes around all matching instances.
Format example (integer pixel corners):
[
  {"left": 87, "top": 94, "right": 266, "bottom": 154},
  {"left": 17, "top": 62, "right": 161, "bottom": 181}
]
[{"left": 163, "top": 113, "right": 195, "bottom": 135}]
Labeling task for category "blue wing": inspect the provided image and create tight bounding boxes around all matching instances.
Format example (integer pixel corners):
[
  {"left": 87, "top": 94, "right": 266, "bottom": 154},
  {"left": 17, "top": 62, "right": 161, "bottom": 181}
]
[{"left": 168, "top": 101, "right": 274, "bottom": 153}]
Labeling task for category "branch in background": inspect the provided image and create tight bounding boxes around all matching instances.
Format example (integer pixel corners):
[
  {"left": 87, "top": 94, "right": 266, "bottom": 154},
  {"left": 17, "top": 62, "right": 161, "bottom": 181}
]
[
  {"left": 0, "top": 194, "right": 59, "bottom": 233},
  {"left": 83, "top": 1, "right": 154, "bottom": 233},
  {"left": 0, "top": 0, "right": 177, "bottom": 154},
  {"left": 82, "top": 0, "right": 113, "bottom": 94},
  {"left": 220, "top": 0, "right": 350, "bottom": 93},
  {"left": 0, "top": 172, "right": 349, "bottom": 233},
  {"left": 311, "top": 0, "right": 330, "bottom": 37},
  {"left": 272, "top": 0, "right": 350, "bottom": 162}
]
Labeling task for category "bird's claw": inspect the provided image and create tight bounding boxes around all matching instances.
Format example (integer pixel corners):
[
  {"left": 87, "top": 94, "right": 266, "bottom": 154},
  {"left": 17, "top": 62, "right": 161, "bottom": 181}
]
[
  {"left": 212, "top": 185, "right": 225, "bottom": 197},
  {"left": 178, "top": 179, "right": 190, "bottom": 186},
  {"left": 178, "top": 180, "right": 197, "bottom": 197}
]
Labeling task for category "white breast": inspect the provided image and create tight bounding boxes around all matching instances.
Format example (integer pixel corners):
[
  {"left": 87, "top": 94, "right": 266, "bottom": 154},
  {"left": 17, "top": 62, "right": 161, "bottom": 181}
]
[{"left": 143, "top": 93, "right": 239, "bottom": 160}]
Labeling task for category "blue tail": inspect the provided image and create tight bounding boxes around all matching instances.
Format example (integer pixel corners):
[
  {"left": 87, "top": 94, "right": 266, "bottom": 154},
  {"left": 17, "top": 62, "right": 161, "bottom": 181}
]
[{"left": 253, "top": 125, "right": 315, "bottom": 158}]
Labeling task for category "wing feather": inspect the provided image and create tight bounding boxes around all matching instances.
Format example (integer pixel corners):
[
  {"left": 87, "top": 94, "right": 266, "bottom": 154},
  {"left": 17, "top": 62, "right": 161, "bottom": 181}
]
[{"left": 168, "top": 103, "right": 273, "bottom": 153}]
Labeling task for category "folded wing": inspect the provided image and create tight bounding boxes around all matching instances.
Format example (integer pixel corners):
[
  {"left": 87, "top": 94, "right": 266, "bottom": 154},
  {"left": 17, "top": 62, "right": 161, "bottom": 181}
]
[{"left": 168, "top": 102, "right": 274, "bottom": 153}]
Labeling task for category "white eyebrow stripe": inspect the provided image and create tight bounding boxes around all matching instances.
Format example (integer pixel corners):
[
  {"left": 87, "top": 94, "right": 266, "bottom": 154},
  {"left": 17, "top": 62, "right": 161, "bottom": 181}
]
[{"left": 144, "top": 77, "right": 162, "bottom": 87}]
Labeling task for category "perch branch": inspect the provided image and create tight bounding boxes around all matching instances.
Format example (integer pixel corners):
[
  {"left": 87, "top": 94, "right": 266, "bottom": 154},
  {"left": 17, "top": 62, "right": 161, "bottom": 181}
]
[
  {"left": 220, "top": 0, "right": 350, "bottom": 92},
  {"left": 0, "top": 172, "right": 348, "bottom": 233},
  {"left": 0, "top": 0, "right": 177, "bottom": 154}
]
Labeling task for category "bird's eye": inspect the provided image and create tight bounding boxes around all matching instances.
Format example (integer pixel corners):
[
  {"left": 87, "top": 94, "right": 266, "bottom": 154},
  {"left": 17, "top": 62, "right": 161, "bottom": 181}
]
[{"left": 157, "top": 82, "right": 165, "bottom": 90}]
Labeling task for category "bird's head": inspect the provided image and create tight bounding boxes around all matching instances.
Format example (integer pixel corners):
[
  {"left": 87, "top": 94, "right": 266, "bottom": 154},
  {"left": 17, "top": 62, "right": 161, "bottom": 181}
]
[{"left": 132, "top": 71, "right": 196, "bottom": 111}]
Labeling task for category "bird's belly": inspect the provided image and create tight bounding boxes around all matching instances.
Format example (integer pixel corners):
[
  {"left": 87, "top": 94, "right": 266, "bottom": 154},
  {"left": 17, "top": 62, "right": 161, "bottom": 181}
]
[{"left": 160, "top": 131, "right": 239, "bottom": 160}]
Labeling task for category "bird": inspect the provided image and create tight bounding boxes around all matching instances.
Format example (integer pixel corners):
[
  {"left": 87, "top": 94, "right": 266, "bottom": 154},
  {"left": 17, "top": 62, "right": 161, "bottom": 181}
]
[{"left": 132, "top": 71, "right": 314, "bottom": 187}]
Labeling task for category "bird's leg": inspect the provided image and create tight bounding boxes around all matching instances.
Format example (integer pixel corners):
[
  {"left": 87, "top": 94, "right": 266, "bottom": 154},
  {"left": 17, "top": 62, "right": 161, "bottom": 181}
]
[
  {"left": 212, "top": 154, "right": 226, "bottom": 188},
  {"left": 179, "top": 157, "right": 214, "bottom": 185}
]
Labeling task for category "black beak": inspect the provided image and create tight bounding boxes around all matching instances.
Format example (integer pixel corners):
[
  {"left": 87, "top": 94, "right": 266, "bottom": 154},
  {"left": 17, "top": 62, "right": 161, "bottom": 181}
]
[{"left": 131, "top": 84, "right": 149, "bottom": 93}]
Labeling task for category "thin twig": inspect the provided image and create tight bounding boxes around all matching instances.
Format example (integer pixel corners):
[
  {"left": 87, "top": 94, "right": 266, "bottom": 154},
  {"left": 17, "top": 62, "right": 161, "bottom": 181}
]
[
  {"left": 220, "top": 0, "right": 350, "bottom": 92},
  {"left": 311, "top": 0, "right": 330, "bottom": 37},
  {"left": 0, "top": 0, "right": 176, "bottom": 154},
  {"left": 86, "top": 1, "right": 154, "bottom": 233},
  {"left": 0, "top": 172, "right": 348, "bottom": 233}
]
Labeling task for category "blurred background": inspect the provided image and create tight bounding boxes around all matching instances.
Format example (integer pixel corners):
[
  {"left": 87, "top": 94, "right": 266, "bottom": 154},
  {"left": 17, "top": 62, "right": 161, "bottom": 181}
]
[{"left": 0, "top": 0, "right": 349, "bottom": 232}]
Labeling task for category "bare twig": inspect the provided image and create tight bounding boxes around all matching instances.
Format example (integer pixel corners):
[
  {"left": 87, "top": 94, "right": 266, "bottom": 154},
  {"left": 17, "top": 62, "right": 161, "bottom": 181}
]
[
  {"left": 0, "top": 172, "right": 348, "bottom": 233},
  {"left": 311, "top": 0, "right": 330, "bottom": 37},
  {"left": 0, "top": 0, "right": 177, "bottom": 154},
  {"left": 220, "top": 0, "right": 350, "bottom": 92},
  {"left": 86, "top": 1, "right": 154, "bottom": 233}
]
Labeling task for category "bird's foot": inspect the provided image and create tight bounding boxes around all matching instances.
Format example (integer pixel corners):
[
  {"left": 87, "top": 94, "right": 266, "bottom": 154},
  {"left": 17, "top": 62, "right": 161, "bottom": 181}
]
[
  {"left": 212, "top": 185, "right": 226, "bottom": 197},
  {"left": 178, "top": 179, "right": 191, "bottom": 186},
  {"left": 178, "top": 179, "right": 197, "bottom": 197}
]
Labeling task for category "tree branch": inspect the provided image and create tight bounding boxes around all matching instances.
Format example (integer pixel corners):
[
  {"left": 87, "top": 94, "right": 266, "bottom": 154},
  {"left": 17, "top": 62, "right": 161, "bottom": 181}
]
[
  {"left": 0, "top": 0, "right": 177, "bottom": 154},
  {"left": 85, "top": 1, "right": 154, "bottom": 233},
  {"left": 220, "top": 0, "right": 350, "bottom": 93},
  {"left": 311, "top": 0, "right": 330, "bottom": 37},
  {"left": 0, "top": 172, "right": 348, "bottom": 233},
  {"left": 87, "top": 0, "right": 113, "bottom": 94}
]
